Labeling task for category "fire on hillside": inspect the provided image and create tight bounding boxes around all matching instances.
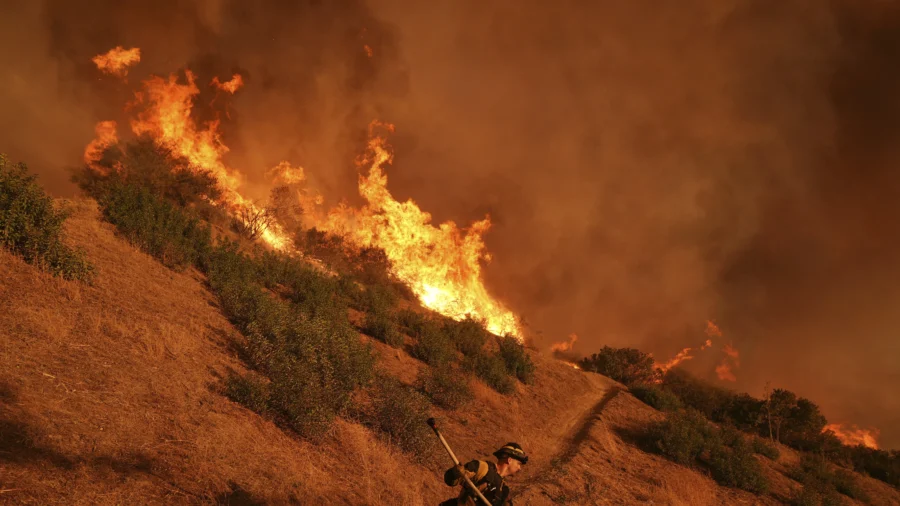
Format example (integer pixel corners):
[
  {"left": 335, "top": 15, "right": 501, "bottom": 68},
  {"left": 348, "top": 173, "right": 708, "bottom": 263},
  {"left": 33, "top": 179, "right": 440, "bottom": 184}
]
[{"left": 85, "top": 48, "right": 521, "bottom": 338}]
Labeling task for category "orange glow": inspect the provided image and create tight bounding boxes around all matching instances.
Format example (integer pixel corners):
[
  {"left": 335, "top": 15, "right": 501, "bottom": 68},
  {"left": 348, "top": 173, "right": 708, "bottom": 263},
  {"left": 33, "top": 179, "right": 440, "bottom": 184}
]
[
  {"left": 92, "top": 46, "right": 141, "bottom": 78},
  {"left": 83, "top": 120, "right": 118, "bottom": 173},
  {"left": 716, "top": 343, "right": 740, "bottom": 382},
  {"left": 211, "top": 74, "right": 244, "bottom": 94},
  {"left": 706, "top": 320, "right": 722, "bottom": 338},
  {"left": 364, "top": 45, "right": 374, "bottom": 57},
  {"left": 320, "top": 121, "right": 522, "bottom": 338},
  {"left": 824, "top": 423, "right": 880, "bottom": 449},
  {"left": 551, "top": 333, "right": 578, "bottom": 353},
  {"left": 563, "top": 361, "right": 581, "bottom": 370},
  {"left": 657, "top": 347, "right": 694, "bottom": 372}
]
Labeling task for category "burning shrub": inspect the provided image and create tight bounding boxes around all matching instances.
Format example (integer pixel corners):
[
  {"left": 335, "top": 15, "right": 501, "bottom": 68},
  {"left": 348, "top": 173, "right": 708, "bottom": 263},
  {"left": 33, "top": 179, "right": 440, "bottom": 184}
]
[
  {"left": 752, "top": 437, "right": 780, "bottom": 460},
  {"left": 629, "top": 383, "right": 683, "bottom": 412},
  {"left": 707, "top": 426, "right": 769, "bottom": 494},
  {"left": 497, "top": 335, "right": 535, "bottom": 384},
  {"left": 418, "top": 366, "right": 474, "bottom": 410},
  {"left": 444, "top": 316, "right": 489, "bottom": 357},
  {"left": 362, "top": 309, "right": 404, "bottom": 348},
  {"left": 369, "top": 376, "right": 437, "bottom": 460},
  {"left": 232, "top": 205, "right": 274, "bottom": 241},
  {"left": 577, "top": 346, "right": 658, "bottom": 386},
  {"left": 75, "top": 137, "right": 221, "bottom": 207},
  {"left": 0, "top": 155, "right": 93, "bottom": 281},
  {"left": 98, "top": 182, "right": 211, "bottom": 269},
  {"left": 465, "top": 351, "right": 516, "bottom": 395}
]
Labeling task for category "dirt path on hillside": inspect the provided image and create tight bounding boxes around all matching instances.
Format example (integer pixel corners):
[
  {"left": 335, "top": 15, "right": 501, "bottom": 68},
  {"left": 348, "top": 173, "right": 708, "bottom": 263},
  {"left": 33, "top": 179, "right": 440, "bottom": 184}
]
[{"left": 512, "top": 385, "right": 623, "bottom": 499}]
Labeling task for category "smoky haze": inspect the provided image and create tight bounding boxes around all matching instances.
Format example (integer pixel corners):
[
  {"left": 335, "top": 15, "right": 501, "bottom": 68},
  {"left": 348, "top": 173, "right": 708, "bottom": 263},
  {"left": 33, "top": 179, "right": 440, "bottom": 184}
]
[{"left": 1, "top": 0, "right": 898, "bottom": 448}]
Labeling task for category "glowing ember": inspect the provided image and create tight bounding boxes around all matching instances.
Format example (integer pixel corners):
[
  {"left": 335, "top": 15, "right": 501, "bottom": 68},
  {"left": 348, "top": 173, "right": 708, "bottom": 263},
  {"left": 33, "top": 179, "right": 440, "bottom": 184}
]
[
  {"left": 92, "top": 46, "right": 141, "bottom": 78},
  {"left": 364, "top": 45, "right": 374, "bottom": 57},
  {"left": 706, "top": 320, "right": 723, "bottom": 338},
  {"left": 563, "top": 361, "right": 581, "bottom": 370},
  {"left": 321, "top": 121, "right": 522, "bottom": 338},
  {"left": 83, "top": 120, "right": 118, "bottom": 173},
  {"left": 551, "top": 333, "right": 578, "bottom": 353},
  {"left": 211, "top": 74, "right": 244, "bottom": 94},
  {"left": 824, "top": 423, "right": 880, "bottom": 449}
]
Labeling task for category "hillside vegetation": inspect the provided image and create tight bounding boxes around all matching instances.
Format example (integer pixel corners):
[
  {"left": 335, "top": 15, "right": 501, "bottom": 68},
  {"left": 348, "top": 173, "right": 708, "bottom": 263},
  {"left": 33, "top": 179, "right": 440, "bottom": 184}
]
[{"left": 1, "top": 151, "right": 899, "bottom": 505}]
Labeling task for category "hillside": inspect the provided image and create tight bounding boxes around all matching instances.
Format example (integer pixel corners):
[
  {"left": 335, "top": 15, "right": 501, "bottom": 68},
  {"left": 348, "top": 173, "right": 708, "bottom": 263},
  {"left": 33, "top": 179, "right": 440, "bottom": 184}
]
[{"left": 1, "top": 199, "right": 899, "bottom": 505}]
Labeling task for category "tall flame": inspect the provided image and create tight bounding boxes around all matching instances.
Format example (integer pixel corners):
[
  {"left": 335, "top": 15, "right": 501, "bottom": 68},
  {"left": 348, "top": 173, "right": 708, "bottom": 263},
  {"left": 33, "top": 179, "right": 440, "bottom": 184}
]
[
  {"left": 84, "top": 120, "right": 118, "bottom": 172},
  {"left": 715, "top": 343, "right": 740, "bottom": 382},
  {"left": 824, "top": 423, "right": 880, "bottom": 449},
  {"left": 550, "top": 333, "right": 578, "bottom": 353},
  {"left": 655, "top": 320, "right": 722, "bottom": 373},
  {"left": 85, "top": 59, "right": 521, "bottom": 335},
  {"left": 93, "top": 46, "right": 141, "bottom": 78},
  {"left": 128, "top": 70, "right": 291, "bottom": 250},
  {"left": 321, "top": 122, "right": 521, "bottom": 338}
]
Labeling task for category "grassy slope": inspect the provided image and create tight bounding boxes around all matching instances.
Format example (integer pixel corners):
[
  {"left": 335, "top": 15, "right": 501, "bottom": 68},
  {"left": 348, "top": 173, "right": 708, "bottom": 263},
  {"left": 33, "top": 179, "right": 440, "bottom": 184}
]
[{"left": 1, "top": 199, "right": 898, "bottom": 505}]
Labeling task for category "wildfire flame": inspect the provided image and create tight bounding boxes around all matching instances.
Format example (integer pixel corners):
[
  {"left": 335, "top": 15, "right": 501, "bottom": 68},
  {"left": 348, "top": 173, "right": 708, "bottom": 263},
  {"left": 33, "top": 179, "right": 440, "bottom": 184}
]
[
  {"left": 715, "top": 343, "right": 740, "bottom": 382},
  {"left": 84, "top": 120, "right": 118, "bottom": 172},
  {"left": 85, "top": 58, "right": 521, "bottom": 337},
  {"left": 321, "top": 122, "right": 522, "bottom": 338},
  {"left": 92, "top": 46, "right": 141, "bottom": 78},
  {"left": 127, "top": 69, "right": 291, "bottom": 250},
  {"left": 824, "top": 423, "right": 880, "bottom": 449},
  {"left": 364, "top": 45, "right": 374, "bottom": 57},
  {"left": 211, "top": 74, "right": 244, "bottom": 94},
  {"left": 551, "top": 333, "right": 578, "bottom": 353},
  {"left": 655, "top": 320, "right": 722, "bottom": 373}
]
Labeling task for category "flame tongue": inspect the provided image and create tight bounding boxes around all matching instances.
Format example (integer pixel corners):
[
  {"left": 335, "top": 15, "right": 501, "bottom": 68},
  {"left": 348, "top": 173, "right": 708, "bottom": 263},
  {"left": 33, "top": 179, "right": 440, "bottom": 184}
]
[
  {"left": 825, "top": 423, "right": 880, "bottom": 449},
  {"left": 322, "top": 123, "right": 521, "bottom": 338},
  {"left": 92, "top": 46, "right": 141, "bottom": 78}
]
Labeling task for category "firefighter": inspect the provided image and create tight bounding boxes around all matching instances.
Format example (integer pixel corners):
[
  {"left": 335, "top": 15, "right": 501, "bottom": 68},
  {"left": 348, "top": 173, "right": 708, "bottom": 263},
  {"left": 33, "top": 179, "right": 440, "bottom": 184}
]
[{"left": 439, "top": 442, "right": 528, "bottom": 506}]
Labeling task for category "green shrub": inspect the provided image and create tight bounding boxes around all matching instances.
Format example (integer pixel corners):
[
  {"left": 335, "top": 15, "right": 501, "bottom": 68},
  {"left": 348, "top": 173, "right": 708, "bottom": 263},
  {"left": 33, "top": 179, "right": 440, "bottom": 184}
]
[
  {"left": 497, "top": 335, "right": 535, "bottom": 384},
  {"left": 369, "top": 377, "right": 437, "bottom": 460},
  {"left": 363, "top": 309, "right": 404, "bottom": 348},
  {"left": 707, "top": 428, "right": 770, "bottom": 493},
  {"left": 630, "top": 383, "right": 683, "bottom": 412},
  {"left": 661, "top": 368, "right": 733, "bottom": 421},
  {"left": 752, "top": 437, "right": 780, "bottom": 460},
  {"left": 465, "top": 351, "right": 515, "bottom": 395},
  {"left": 224, "top": 372, "right": 270, "bottom": 413},
  {"left": 444, "top": 316, "right": 489, "bottom": 356},
  {"left": 98, "top": 183, "right": 211, "bottom": 269},
  {"left": 832, "top": 469, "right": 866, "bottom": 502},
  {"left": 0, "top": 155, "right": 93, "bottom": 280},
  {"left": 578, "top": 346, "right": 658, "bottom": 386},
  {"left": 418, "top": 366, "right": 474, "bottom": 410},
  {"left": 648, "top": 409, "right": 712, "bottom": 465},
  {"left": 407, "top": 315, "right": 456, "bottom": 366}
]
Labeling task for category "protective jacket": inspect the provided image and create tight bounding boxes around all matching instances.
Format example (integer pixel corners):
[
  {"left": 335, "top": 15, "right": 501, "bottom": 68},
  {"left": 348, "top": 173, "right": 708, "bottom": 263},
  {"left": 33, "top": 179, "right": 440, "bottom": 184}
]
[{"left": 440, "top": 459, "right": 511, "bottom": 506}]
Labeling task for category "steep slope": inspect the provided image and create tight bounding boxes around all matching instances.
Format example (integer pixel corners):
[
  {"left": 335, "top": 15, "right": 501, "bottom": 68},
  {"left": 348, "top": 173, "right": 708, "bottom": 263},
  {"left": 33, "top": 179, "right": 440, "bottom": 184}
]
[{"left": 1, "top": 199, "right": 898, "bottom": 505}]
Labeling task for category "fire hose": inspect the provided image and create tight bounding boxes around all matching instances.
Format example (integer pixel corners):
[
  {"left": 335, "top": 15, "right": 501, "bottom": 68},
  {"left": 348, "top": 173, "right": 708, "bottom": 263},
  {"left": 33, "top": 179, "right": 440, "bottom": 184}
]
[{"left": 426, "top": 418, "right": 493, "bottom": 506}]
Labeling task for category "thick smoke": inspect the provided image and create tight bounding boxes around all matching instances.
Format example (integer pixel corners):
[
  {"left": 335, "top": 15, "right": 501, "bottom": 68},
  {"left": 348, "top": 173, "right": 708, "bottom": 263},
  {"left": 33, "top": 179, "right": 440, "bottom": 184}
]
[{"left": 1, "top": 0, "right": 897, "bottom": 448}]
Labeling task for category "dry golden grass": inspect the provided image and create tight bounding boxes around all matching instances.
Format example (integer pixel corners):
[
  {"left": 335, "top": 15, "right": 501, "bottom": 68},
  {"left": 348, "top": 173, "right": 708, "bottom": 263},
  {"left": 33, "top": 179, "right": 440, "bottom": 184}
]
[{"left": 2, "top": 198, "right": 898, "bottom": 505}]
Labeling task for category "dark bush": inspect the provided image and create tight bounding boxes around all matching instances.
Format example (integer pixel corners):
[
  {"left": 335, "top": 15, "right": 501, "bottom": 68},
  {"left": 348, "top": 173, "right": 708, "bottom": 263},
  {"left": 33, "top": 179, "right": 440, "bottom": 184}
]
[
  {"left": 752, "top": 437, "right": 780, "bottom": 460},
  {"left": 630, "top": 383, "right": 683, "bottom": 412},
  {"left": 0, "top": 155, "right": 93, "bottom": 280},
  {"left": 363, "top": 309, "right": 404, "bottom": 348},
  {"left": 661, "top": 369, "right": 733, "bottom": 421},
  {"left": 497, "top": 335, "right": 535, "bottom": 384},
  {"left": 707, "top": 427, "right": 770, "bottom": 493},
  {"left": 791, "top": 454, "right": 868, "bottom": 503},
  {"left": 578, "top": 346, "right": 658, "bottom": 386},
  {"left": 418, "top": 366, "right": 474, "bottom": 410},
  {"left": 465, "top": 351, "right": 516, "bottom": 395},
  {"left": 369, "top": 377, "right": 437, "bottom": 460},
  {"left": 648, "top": 409, "right": 713, "bottom": 465},
  {"left": 444, "top": 316, "right": 489, "bottom": 356},
  {"left": 832, "top": 469, "right": 867, "bottom": 502},
  {"left": 224, "top": 372, "right": 270, "bottom": 413},
  {"left": 98, "top": 183, "right": 211, "bottom": 269},
  {"left": 407, "top": 314, "right": 456, "bottom": 367}
]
